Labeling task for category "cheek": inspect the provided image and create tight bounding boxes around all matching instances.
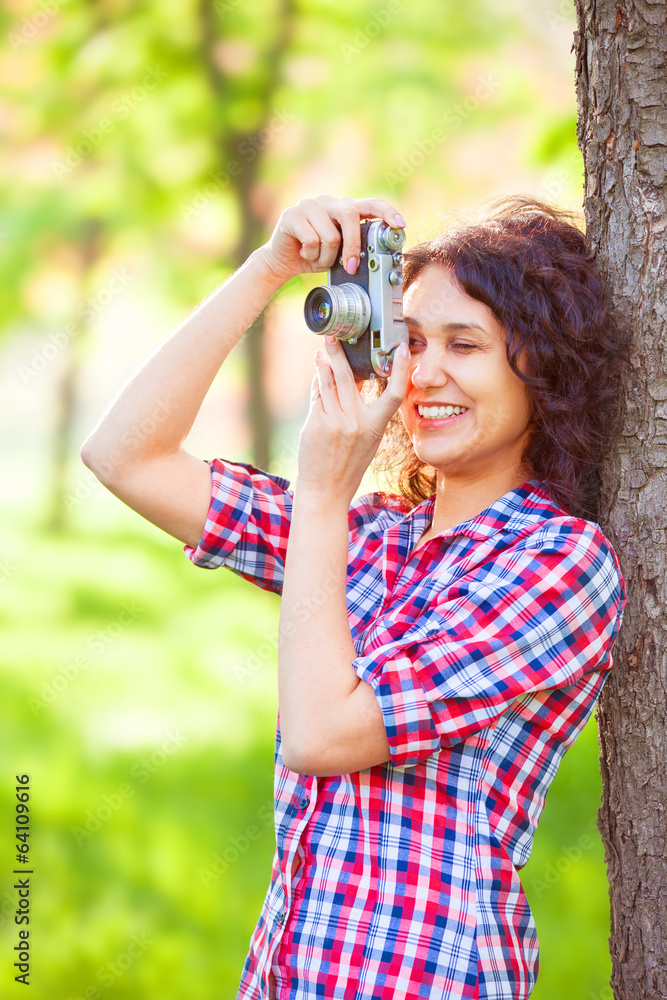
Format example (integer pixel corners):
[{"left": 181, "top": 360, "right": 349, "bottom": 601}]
[
  {"left": 492, "top": 364, "right": 533, "bottom": 417},
  {"left": 476, "top": 399, "right": 516, "bottom": 438},
  {"left": 475, "top": 374, "right": 532, "bottom": 437}
]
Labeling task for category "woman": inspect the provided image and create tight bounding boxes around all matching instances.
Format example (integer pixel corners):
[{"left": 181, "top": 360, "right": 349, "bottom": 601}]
[{"left": 81, "top": 194, "right": 627, "bottom": 999}]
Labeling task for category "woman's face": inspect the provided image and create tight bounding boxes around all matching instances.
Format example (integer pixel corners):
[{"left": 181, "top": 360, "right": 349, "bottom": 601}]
[{"left": 399, "top": 264, "right": 535, "bottom": 483}]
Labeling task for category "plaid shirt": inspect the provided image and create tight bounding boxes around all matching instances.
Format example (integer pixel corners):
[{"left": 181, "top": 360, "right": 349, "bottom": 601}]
[{"left": 185, "top": 459, "right": 626, "bottom": 1000}]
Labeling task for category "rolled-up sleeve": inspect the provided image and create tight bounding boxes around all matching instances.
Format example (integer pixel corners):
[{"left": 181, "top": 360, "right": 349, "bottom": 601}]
[
  {"left": 352, "top": 525, "right": 626, "bottom": 767},
  {"left": 183, "top": 459, "right": 293, "bottom": 594}
]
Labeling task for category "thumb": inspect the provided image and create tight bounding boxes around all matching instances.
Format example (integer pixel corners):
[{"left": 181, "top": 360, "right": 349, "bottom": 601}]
[{"left": 371, "top": 342, "right": 410, "bottom": 421}]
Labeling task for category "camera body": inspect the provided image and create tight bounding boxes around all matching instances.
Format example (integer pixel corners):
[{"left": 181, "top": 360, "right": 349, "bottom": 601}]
[{"left": 303, "top": 220, "right": 408, "bottom": 380}]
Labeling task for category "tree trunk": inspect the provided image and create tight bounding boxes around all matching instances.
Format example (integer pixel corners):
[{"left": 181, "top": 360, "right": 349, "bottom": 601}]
[
  {"left": 47, "top": 218, "right": 103, "bottom": 532},
  {"left": 573, "top": 1, "right": 667, "bottom": 997},
  {"left": 198, "top": 0, "right": 297, "bottom": 470}
]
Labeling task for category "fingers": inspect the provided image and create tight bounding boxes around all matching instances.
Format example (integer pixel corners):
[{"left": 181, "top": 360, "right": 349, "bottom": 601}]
[
  {"left": 317, "top": 195, "right": 406, "bottom": 275},
  {"left": 283, "top": 195, "right": 406, "bottom": 276},
  {"left": 322, "top": 335, "right": 360, "bottom": 409},
  {"left": 311, "top": 339, "right": 364, "bottom": 426},
  {"left": 349, "top": 197, "right": 406, "bottom": 229},
  {"left": 331, "top": 201, "right": 363, "bottom": 275},
  {"left": 317, "top": 335, "right": 410, "bottom": 422},
  {"left": 282, "top": 201, "right": 343, "bottom": 271},
  {"left": 312, "top": 349, "right": 338, "bottom": 415},
  {"left": 310, "top": 339, "right": 410, "bottom": 463}
]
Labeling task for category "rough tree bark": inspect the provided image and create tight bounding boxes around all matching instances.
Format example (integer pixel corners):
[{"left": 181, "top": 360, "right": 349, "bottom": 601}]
[{"left": 573, "top": 1, "right": 667, "bottom": 997}]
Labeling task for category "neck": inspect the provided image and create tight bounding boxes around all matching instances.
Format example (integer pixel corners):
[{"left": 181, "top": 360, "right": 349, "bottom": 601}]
[{"left": 429, "top": 466, "right": 536, "bottom": 534}]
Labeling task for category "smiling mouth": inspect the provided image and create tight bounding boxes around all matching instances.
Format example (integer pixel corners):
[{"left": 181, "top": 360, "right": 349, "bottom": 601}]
[
  {"left": 416, "top": 404, "right": 469, "bottom": 421},
  {"left": 416, "top": 403, "right": 468, "bottom": 420}
]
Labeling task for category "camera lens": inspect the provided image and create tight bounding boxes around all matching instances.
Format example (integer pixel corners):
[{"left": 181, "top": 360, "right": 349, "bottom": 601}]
[
  {"left": 304, "top": 283, "right": 371, "bottom": 340},
  {"left": 307, "top": 292, "right": 332, "bottom": 328}
]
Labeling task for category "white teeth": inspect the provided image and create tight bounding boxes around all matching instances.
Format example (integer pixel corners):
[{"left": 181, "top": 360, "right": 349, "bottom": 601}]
[{"left": 417, "top": 404, "right": 468, "bottom": 418}]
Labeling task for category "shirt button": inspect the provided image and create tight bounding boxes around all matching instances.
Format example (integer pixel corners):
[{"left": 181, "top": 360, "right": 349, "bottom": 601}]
[
  {"left": 277, "top": 911, "right": 286, "bottom": 925},
  {"left": 298, "top": 797, "right": 309, "bottom": 810}
]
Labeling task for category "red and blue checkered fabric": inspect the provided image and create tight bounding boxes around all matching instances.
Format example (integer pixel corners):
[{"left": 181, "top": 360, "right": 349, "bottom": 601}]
[{"left": 185, "top": 459, "right": 626, "bottom": 1000}]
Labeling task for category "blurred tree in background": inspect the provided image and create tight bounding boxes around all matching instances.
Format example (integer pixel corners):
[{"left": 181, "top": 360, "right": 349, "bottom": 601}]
[{"left": 0, "top": 1, "right": 608, "bottom": 998}]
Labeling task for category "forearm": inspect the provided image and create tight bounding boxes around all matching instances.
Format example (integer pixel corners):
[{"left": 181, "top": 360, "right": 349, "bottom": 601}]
[
  {"left": 277, "top": 493, "right": 360, "bottom": 769},
  {"left": 81, "top": 246, "right": 283, "bottom": 475}
]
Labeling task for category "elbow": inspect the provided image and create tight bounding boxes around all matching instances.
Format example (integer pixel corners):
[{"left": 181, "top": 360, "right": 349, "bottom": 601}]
[
  {"left": 281, "top": 740, "right": 309, "bottom": 776},
  {"left": 280, "top": 713, "right": 325, "bottom": 775},
  {"left": 79, "top": 433, "right": 122, "bottom": 487},
  {"left": 282, "top": 736, "right": 322, "bottom": 777},
  {"left": 79, "top": 435, "right": 98, "bottom": 473},
  {"left": 80, "top": 434, "right": 101, "bottom": 476},
  {"left": 281, "top": 737, "right": 342, "bottom": 778}
]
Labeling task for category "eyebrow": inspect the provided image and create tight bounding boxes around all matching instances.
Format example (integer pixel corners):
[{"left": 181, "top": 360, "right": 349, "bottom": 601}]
[{"left": 403, "top": 316, "right": 488, "bottom": 334}]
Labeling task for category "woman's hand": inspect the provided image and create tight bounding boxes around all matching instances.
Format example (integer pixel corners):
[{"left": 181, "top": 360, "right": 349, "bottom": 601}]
[
  {"left": 258, "top": 194, "right": 406, "bottom": 285},
  {"left": 294, "top": 334, "right": 411, "bottom": 508}
]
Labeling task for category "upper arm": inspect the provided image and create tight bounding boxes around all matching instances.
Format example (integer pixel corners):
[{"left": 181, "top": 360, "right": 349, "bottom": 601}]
[
  {"left": 82, "top": 447, "right": 295, "bottom": 595},
  {"left": 82, "top": 446, "right": 213, "bottom": 549}
]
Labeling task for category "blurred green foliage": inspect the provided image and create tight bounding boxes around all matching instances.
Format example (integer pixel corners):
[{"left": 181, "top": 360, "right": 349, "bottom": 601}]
[{"left": 1, "top": 0, "right": 612, "bottom": 996}]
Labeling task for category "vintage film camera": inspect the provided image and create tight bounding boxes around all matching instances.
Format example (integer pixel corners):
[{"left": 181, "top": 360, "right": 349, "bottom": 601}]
[{"left": 303, "top": 220, "right": 408, "bottom": 380}]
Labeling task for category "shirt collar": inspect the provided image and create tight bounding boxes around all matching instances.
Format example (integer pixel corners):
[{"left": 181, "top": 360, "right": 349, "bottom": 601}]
[{"left": 403, "top": 479, "right": 566, "bottom": 545}]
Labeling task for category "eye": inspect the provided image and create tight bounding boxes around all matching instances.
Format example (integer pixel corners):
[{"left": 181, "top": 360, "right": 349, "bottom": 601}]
[{"left": 452, "top": 343, "right": 476, "bottom": 351}]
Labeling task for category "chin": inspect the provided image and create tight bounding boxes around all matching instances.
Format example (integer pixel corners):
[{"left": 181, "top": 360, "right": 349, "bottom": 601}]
[
  {"left": 415, "top": 447, "right": 470, "bottom": 474},
  {"left": 413, "top": 448, "right": 458, "bottom": 473}
]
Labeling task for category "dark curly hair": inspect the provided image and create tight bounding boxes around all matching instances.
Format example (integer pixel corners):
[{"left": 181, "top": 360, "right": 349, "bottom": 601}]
[{"left": 366, "top": 195, "right": 630, "bottom": 522}]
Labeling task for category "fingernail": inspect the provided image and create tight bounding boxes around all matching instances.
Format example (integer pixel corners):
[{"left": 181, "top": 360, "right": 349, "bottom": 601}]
[
  {"left": 346, "top": 256, "right": 358, "bottom": 275},
  {"left": 399, "top": 341, "right": 410, "bottom": 358},
  {"left": 394, "top": 214, "right": 406, "bottom": 228},
  {"left": 325, "top": 334, "right": 336, "bottom": 344},
  {"left": 314, "top": 349, "right": 325, "bottom": 362}
]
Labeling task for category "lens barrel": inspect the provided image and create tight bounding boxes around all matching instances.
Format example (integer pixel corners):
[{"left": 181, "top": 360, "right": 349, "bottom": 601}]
[{"left": 304, "top": 283, "right": 371, "bottom": 340}]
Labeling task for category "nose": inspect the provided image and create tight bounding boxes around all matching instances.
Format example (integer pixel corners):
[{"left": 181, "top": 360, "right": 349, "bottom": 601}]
[{"left": 410, "top": 346, "right": 450, "bottom": 390}]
